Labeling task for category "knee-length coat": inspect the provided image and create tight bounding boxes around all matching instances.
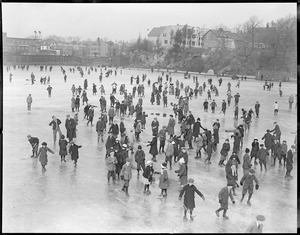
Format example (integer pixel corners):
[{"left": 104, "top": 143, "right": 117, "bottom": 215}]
[
  {"left": 218, "top": 186, "right": 234, "bottom": 209},
  {"left": 69, "top": 144, "right": 82, "bottom": 161},
  {"left": 175, "top": 163, "right": 187, "bottom": 186},
  {"left": 59, "top": 139, "right": 68, "bottom": 156},
  {"left": 148, "top": 136, "right": 158, "bottom": 156},
  {"left": 38, "top": 146, "right": 54, "bottom": 166},
  {"left": 179, "top": 184, "right": 204, "bottom": 209},
  {"left": 167, "top": 118, "right": 175, "bottom": 136},
  {"left": 65, "top": 118, "right": 76, "bottom": 139}
]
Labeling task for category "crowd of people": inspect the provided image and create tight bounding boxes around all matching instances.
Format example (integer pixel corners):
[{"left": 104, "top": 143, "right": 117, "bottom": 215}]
[{"left": 6, "top": 63, "right": 297, "bottom": 230}]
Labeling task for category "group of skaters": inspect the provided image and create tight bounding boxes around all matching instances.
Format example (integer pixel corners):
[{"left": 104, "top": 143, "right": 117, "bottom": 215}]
[{"left": 16, "top": 63, "right": 296, "bottom": 229}]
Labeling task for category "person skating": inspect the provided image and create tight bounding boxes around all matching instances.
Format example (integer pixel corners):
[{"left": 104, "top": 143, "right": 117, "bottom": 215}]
[
  {"left": 142, "top": 161, "right": 154, "bottom": 194},
  {"left": 280, "top": 140, "right": 288, "bottom": 165},
  {"left": 242, "top": 148, "right": 252, "bottom": 175},
  {"left": 240, "top": 168, "right": 259, "bottom": 206},
  {"left": 257, "top": 144, "right": 268, "bottom": 172},
  {"left": 273, "top": 101, "right": 279, "bottom": 116},
  {"left": 58, "top": 135, "right": 68, "bottom": 162},
  {"left": 270, "top": 121, "right": 281, "bottom": 142},
  {"left": 37, "top": 142, "right": 55, "bottom": 171},
  {"left": 219, "top": 138, "right": 230, "bottom": 166},
  {"left": 271, "top": 139, "right": 281, "bottom": 166},
  {"left": 254, "top": 101, "right": 260, "bottom": 118},
  {"left": 49, "top": 116, "right": 62, "bottom": 143},
  {"left": 26, "top": 94, "right": 33, "bottom": 111},
  {"left": 69, "top": 140, "right": 82, "bottom": 166},
  {"left": 106, "top": 148, "right": 118, "bottom": 184},
  {"left": 167, "top": 114, "right": 175, "bottom": 138},
  {"left": 120, "top": 158, "right": 137, "bottom": 197},
  {"left": 221, "top": 100, "right": 227, "bottom": 114},
  {"left": 194, "top": 134, "right": 204, "bottom": 160},
  {"left": 47, "top": 85, "right": 53, "bottom": 97},
  {"left": 250, "top": 137, "right": 259, "bottom": 165},
  {"left": 65, "top": 114, "right": 76, "bottom": 141},
  {"left": 204, "top": 138, "right": 214, "bottom": 164},
  {"left": 147, "top": 134, "right": 158, "bottom": 162},
  {"left": 245, "top": 215, "right": 265, "bottom": 233},
  {"left": 87, "top": 106, "right": 94, "bottom": 126},
  {"left": 151, "top": 117, "right": 159, "bottom": 136},
  {"left": 27, "top": 134, "right": 39, "bottom": 157},
  {"left": 134, "top": 145, "right": 145, "bottom": 177},
  {"left": 165, "top": 139, "right": 174, "bottom": 169},
  {"left": 96, "top": 116, "right": 105, "bottom": 143},
  {"left": 226, "top": 164, "right": 239, "bottom": 196},
  {"left": 179, "top": 178, "right": 205, "bottom": 221},
  {"left": 158, "top": 162, "right": 169, "bottom": 197},
  {"left": 175, "top": 158, "right": 187, "bottom": 189},
  {"left": 285, "top": 145, "right": 295, "bottom": 180},
  {"left": 215, "top": 183, "right": 235, "bottom": 219}
]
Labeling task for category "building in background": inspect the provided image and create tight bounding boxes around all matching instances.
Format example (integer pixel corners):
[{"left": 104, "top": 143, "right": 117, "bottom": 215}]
[{"left": 147, "top": 25, "right": 209, "bottom": 48}]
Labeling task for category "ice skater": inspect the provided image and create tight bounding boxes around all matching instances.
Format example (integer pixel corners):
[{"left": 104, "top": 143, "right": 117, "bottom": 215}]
[
  {"left": 120, "top": 158, "right": 137, "bottom": 197},
  {"left": 142, "top": 161, "right": 154, "bottom": 194},
  {"left": 26, "top": 94, "right": 33, "bottom": 111},
  {"left": 240, "top": 168, "right": 259, "bottom": 205},
  {"left": 215, "top": 183, "right": 235, "bottom": 219},
  {"left": 158, "top": 162, "right": 169, "bottom": 197},
  {"left": 37, "top": 142, "right": 55, "bottom": 171},
  {"left": 106, "top": 148, "right": 118, "bottom": 184},
  {"left": 27, "top": 134, "right": 39, "bottom": 157},
  {"left": 245, "top": 215, "right": 265, "bottom": 233},
  {"left": 58, "top": 135, "right": 68, "bottom": 162},
  {"left": 49, "top": 116, "right": 62, "bottom": 143},
  {"left": 179, "top": 178, "right": 205, "bottom": 221},
  {"left": 69, "top": 140, "right": 82, "bottom": 166}
]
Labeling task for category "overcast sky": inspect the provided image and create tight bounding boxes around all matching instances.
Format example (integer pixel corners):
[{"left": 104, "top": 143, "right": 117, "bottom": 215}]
[{"left": 2, "top": 3, "right": 296, "bottom": 42}]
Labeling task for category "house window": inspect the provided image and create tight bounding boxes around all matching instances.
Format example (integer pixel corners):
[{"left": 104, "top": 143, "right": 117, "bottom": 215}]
[
  {"left": 163, "top": 33, "right": 167, "bottom": 37},
  {"left": 164, "top": 40, "right": 168, "bottom": 44}
]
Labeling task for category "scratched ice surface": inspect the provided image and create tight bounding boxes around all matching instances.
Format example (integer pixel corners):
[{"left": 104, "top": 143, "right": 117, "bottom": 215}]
[{"left": 2, "top": 65, "right": 297, "bottom": 232}]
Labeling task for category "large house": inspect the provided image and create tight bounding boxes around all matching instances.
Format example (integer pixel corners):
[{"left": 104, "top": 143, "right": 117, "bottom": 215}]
[
  {"left": 201, "top": 28, "right": 248, "bottom": 50},
  {"left": 147, "top": 25, "right": 209, "bottom": 48}
]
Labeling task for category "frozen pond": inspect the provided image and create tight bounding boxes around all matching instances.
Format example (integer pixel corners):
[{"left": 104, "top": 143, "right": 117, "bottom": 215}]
[{"left": 2, "top": 65, "right": 297, "bottom": 232}]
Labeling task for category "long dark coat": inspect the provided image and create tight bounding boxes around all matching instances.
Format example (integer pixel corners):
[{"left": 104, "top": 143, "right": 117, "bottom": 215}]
[
  {"left": 148, "top": 136, "right": 158, "bottom": 156},
  {"left": 167, "top": 118, "right": 175, "bottom": 136},
  {"left": 65, "top": 118, "right": 76, "bottom": 139},
  {"left": 286, "top": 149, "right": 293, "bottom": 170},
  {"left": 38, "top": 146, "right": 54, "bottom": 166},
  {"left": 179, "top": 184, "right": 204, "bottom": 209},
  {"left": 250, "top": 141, "right": 259, "bottom": 158},
  {"left": 218, "top": 186, "right": 234, "bottom": 209},
  {"left": 262, "top": 132, "right": 274, "bottom": 149},
  {"left": 69, "top": 144, "right": 82, "bottom": 161},
  {"left": 59, "top": 139, "right": 68, "bottom": 156},
  {"left": 220, "top": 142, "right": 230, "bottom": 160}
]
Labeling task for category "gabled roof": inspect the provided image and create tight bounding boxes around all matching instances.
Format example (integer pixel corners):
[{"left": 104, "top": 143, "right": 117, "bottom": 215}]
[
  {"left": 203, "top": 29, "right": 248, "bottom": 42},
  {"left": 147, "top": 26, "right": 167, "bottom": 37}
]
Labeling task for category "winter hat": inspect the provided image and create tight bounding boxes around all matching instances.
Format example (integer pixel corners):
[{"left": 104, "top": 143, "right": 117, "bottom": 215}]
[
  {"left": 27, "top": 135, "right": 31, "bottom": 138},
  {"left": 178, "top": 158, "right": 185, "bottom": 164},
  {"left": 249, "top": 168, "right": 255, "bottom": 174},
  {"left": 291, "top": 145, "right": 295, "bottom": 149},
  {"left": 122, "top": 144, "right": 127, "bottom": 148},
  {"left": 256, "top": 215, "right": 265, "bottom": 222},
  {"left": 161, "top": 162, "right": 167, "bottom": 168},
  {"left": 245, "top": 148, "right": 250, "bottom": 153},
  {"left": 188, "top": 178, "right": 194, "bottom": 183},
  {"left": 254, "top": 137, "right": 258, "bottom": 140},
  {"left": 42, "top": 142, "right": 47, "bottom": 146},
  {"left": 225, "top": 138, "right": 229, "bottom": 141},
  {"left": 61, "top": 135, "right": 65, "bottom": 139},
  {"left": 171, "top": 141, "right": 175, "bottom": 144},
  {"left": 260, "top": 144, "right": 264, "bottom": 147},
  {"left": 138, "top": 145, "right": 142, "bottom": 149},
  {"left": 146, "top": 160, "right": 152, "bottom": 166}
]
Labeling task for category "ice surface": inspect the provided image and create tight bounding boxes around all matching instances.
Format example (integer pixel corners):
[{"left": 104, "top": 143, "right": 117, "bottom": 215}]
[{"left": 2, "top": 65, "right": 297, "bottom": 232}]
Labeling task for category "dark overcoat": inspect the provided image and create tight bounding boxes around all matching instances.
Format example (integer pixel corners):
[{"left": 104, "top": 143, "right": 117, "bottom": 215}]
[
  {"left": 179, "top": 184, "right": 204, "bottom": 209},
  {"left": 59, "top": 139, "right": 68, "bottom": 156},
  {"left": 65, "top": 118, "right": 76, "bottom": 139},
  {"left": 69, "top": 144, "right": 82, "bottom": 161},
  {"left": 218, "top": 186, "right": 234, "bottom": 209},
  {"left": 148, "top": 136, "right": 158, "bottom": 156},
  {"left": 158, "top": 169, "right": 169, "bottom": 189}
]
